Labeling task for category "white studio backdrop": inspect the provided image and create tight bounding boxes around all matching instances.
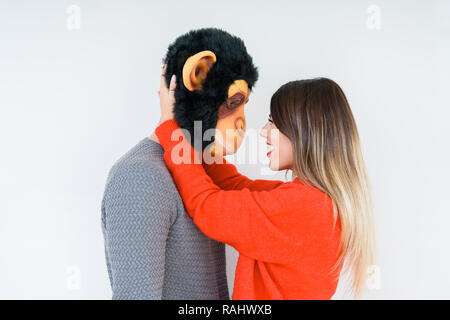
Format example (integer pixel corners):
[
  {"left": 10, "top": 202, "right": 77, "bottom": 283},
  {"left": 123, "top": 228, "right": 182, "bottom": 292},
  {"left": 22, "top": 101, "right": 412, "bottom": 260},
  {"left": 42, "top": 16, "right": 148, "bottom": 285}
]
[{"left": 0, "top": 0, "right": 449, "bottom": 299}]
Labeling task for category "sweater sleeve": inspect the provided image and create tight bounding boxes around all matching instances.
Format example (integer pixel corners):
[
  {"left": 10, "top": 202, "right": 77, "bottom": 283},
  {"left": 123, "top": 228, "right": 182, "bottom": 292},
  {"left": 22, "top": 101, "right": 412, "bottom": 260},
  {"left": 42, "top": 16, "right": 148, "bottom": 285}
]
[
  {"left": 155, "top": 120, "right": 300, "bottom": 264},
  {"left": 203, "top": 158, "right": 284, "bottom": 191}
]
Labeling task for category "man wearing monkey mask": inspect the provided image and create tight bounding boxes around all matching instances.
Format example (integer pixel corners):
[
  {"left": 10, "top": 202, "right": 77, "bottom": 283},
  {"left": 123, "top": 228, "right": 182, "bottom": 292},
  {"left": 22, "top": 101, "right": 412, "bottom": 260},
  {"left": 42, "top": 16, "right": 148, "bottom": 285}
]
[{"left": 101, "top": 28, "right": 258, "bottom": 299}]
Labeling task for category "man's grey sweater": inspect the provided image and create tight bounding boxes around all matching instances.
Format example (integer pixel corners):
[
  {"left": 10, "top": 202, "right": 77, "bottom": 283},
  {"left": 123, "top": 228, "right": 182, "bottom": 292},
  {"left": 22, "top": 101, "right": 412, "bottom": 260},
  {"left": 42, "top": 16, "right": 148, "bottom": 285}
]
[{"left": 101, "top": 138, "right": 229, "bottom": 300}]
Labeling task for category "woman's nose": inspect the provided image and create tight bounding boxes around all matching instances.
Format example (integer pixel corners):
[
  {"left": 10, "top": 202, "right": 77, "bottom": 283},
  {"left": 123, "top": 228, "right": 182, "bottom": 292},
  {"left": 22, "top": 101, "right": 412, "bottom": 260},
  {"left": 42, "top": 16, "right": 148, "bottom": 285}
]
[{"left": 260, "top": 123, "right": 269, "bottom": 138}]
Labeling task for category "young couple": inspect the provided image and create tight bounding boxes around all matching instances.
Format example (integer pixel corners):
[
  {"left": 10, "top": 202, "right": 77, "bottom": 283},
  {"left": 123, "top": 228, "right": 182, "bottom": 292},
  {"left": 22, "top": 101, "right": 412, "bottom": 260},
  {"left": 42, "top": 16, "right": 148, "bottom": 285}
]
[{"left": 102, "top": 28, "right": 375, "bottom": 300}]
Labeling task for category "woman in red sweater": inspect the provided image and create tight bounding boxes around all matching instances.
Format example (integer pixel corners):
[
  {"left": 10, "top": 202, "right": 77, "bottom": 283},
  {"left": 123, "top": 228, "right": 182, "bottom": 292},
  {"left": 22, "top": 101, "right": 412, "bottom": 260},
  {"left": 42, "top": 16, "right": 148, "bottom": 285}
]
[{"left": 153, "top": 75, "right": 375, "bottom": 300}]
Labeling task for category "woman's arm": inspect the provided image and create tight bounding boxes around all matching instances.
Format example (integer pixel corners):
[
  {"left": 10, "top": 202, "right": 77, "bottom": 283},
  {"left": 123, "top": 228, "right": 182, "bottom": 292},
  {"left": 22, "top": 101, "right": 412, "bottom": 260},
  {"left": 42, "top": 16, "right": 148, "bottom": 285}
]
[
  {"left": 203, "top": 159, "right": 284, "bottom": 191},
  {"left": 155, "top": 120, "right": 304, "bottom": 264}
]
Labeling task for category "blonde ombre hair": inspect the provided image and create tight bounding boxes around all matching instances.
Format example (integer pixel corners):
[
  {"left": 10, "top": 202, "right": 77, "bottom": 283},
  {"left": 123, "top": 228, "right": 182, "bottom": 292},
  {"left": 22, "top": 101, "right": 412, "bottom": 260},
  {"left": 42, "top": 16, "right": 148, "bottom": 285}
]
[{"left": 270, "top": 78, "right": 375, "bottom": 298}]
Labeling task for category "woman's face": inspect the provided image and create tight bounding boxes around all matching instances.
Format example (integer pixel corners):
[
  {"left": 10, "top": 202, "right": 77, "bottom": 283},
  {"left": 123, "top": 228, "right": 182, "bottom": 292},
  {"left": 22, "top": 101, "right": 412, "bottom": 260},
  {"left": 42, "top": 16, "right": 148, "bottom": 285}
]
[{"left": 260, "top": 115, "right": 294, "bottom": 171}]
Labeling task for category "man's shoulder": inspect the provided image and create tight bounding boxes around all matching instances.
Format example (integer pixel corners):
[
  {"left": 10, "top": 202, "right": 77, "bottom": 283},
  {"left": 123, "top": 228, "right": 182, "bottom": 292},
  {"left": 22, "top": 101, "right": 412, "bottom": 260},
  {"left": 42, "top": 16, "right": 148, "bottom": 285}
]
[
  {"left": 101, "top": 139, "right": 181, "bottom": 228},
  {"left": 104, "top": 138, "right": 178, "bottom": 199}
]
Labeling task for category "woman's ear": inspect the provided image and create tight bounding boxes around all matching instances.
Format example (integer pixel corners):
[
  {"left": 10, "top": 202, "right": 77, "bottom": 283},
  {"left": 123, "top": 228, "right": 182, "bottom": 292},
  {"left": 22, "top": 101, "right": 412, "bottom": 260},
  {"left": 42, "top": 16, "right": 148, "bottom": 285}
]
[{"left": 182, "top": 50, "right": 216, "bottom": 91}]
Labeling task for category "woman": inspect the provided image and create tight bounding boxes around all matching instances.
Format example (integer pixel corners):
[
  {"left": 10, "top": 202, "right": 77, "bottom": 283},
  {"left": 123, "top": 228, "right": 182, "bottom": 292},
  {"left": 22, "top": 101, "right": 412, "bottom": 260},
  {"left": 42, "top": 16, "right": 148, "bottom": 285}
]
[{"left": 153, "top": 75, "right": 375, "bottom": 299}]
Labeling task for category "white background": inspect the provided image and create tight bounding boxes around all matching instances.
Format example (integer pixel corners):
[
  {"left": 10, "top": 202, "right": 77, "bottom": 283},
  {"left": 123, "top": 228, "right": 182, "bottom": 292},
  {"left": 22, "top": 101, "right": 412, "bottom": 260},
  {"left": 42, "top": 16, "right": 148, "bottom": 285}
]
[{"left": 0, "top": 0, "right": 449, "bottom": 299}]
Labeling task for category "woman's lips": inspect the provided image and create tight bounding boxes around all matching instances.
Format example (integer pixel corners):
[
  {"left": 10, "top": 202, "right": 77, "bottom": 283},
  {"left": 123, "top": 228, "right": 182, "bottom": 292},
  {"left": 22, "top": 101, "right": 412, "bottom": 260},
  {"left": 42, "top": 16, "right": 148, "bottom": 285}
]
[{"left": 266, "top": 141, "right": 273, "bottom": 157}]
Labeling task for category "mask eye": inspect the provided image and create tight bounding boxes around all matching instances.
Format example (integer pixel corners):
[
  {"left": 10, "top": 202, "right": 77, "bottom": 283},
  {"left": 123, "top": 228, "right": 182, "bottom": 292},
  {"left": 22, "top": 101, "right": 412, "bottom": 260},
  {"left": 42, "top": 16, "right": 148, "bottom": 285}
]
[{"left": 226, "top": 93, "right": 245, "bottom": 109}]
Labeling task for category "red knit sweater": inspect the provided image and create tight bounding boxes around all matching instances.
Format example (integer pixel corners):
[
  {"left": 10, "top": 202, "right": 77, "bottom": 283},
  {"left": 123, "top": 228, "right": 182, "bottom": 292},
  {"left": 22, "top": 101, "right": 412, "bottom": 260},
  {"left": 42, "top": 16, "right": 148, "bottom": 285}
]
[{"left": 155, "top": 119, "right": 343, "bottom": 300}]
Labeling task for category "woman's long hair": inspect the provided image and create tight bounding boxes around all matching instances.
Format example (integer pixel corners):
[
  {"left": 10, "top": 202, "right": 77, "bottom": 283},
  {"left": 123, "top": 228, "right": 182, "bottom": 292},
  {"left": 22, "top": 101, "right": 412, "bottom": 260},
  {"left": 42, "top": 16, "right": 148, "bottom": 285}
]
[{"left": 270, "top": 78, "right": 375, "bottom": 298}]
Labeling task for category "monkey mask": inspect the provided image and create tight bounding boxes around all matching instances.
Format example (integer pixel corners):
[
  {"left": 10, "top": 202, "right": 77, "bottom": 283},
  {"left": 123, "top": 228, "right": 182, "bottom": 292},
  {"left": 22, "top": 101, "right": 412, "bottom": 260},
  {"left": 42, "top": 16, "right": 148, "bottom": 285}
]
[{"left": 163, "top": 28, "right": 258, "bottom": 156}]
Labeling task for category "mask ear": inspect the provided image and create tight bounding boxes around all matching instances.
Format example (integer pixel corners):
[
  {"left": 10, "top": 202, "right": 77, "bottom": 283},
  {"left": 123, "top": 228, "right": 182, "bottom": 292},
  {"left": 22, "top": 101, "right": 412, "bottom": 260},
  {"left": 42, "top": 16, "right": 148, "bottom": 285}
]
[{"left": 182, "top": 50, "right": 216, "bottom": 91}]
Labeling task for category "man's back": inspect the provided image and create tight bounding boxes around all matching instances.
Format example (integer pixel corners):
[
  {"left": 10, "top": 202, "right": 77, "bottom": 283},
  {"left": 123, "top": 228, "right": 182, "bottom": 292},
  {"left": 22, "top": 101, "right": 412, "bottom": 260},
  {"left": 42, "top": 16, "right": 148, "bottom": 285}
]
[{"left": 101, "top": 138, "right": 229, "bottom": 299}]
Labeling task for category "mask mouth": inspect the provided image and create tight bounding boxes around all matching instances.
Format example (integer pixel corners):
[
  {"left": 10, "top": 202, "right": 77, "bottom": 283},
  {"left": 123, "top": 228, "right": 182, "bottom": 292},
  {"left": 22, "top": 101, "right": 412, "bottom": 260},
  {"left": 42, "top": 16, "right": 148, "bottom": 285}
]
[
  {"left": 235, "top": 117, "right": 246, "bottom": 138},
  {"left": 213, "top": 131, "right": 237, "bottom": 155},
  {"left": 236, "top": 128, "right": 246, "bottom": 138}
]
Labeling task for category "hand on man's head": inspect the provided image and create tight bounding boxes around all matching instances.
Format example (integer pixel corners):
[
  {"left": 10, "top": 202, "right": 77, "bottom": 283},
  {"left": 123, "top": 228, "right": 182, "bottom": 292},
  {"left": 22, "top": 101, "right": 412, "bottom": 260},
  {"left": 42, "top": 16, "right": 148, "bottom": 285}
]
[{"left": 158, "top": 64, "right": 176, "bottom": 123}]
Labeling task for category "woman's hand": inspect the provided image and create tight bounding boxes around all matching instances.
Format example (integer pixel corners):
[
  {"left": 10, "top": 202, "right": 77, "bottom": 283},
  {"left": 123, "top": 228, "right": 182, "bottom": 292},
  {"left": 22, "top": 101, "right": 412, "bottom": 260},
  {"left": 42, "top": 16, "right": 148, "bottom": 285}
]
[
  {"left": 158, "top": 67, "right": 177, "bottom": 124},
  {"left": 149, "top": 67, "right": 177, "bottom": 144}
]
